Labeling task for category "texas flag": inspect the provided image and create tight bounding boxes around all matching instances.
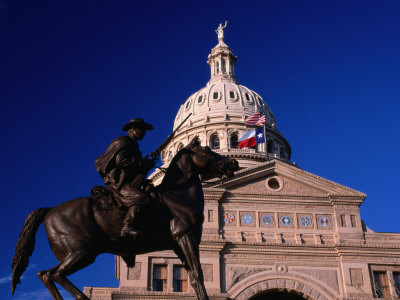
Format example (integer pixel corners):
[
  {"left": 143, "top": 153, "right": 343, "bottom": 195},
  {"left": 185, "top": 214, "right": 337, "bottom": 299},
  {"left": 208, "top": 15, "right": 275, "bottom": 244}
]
[{"left": 238, "top": 127, "right": 265, "bottom": 148}]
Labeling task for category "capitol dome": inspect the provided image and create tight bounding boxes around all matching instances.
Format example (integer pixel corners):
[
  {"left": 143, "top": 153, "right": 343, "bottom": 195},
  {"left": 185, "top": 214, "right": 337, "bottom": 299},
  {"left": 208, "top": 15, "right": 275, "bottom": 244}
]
[{"left": 151, "top": 26, "right": 291, "bottom": 184}]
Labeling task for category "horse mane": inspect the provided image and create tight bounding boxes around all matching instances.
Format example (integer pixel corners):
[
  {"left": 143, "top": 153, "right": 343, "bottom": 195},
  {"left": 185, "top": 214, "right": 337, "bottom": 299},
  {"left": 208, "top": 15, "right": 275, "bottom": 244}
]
[{"left": 158, "top": 147, "right": 194, "bottom": 190}]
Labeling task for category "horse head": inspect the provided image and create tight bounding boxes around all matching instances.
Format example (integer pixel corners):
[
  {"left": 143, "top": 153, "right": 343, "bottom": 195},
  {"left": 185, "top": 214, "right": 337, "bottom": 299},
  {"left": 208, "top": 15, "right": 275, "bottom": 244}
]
[{"left": 186, "top": 136, "right": 239, "bottom": 178}]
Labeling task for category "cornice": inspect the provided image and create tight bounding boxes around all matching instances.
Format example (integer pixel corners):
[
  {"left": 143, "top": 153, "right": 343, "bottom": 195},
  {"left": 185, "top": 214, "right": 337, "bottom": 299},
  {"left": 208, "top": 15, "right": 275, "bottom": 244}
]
[{"left": 200, "top": 240, "right": 400, "bottom": 257}]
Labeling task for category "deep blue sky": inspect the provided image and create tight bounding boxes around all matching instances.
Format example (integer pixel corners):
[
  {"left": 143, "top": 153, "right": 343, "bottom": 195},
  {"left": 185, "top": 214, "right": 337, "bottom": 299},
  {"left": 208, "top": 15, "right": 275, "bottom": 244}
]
[{"left": 1, "top": 1, "right": 400, "bottom": 299}]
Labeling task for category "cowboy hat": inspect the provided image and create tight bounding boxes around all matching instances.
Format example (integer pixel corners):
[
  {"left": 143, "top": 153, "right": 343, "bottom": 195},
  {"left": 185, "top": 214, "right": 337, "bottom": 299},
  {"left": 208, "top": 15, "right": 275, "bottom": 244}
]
[{"left": 122, "top": 118, "right": 154, "bottom": 131}]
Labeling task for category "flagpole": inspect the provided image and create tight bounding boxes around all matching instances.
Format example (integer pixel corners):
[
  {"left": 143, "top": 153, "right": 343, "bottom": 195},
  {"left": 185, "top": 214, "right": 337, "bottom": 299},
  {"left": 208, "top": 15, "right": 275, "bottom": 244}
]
[{"left": 262, "top": 105, "right": 270, "bottom": 161}]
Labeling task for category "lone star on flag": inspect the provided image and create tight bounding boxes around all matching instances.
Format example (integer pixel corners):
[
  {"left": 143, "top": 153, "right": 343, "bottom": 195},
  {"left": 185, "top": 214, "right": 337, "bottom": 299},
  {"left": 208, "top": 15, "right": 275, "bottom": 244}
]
[{"left": 257, "top": 133, "right": 263, "bottom": 138}]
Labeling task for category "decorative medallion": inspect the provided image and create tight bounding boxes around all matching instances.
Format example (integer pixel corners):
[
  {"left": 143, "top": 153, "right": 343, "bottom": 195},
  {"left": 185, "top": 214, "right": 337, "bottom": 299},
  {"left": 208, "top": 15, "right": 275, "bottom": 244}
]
[
  {"left": 265, "top": 176, "right": 284, "bottom": 192},
  {"left": 223, "top": 213, "right": 235, "bottom": 224},
  {"left": 300, "top": 216, "right": 312, "bottom": 227},
  {"left": 242, "top": 214, "right": 254, "bottom": 225},
  {"left": 280, "top": 215, "right": 292, "bottom": 226},
  {"left": 261, "top": 214, "right": 273, "bottom": 225},
  {"left": 319, "top": 216, "right": 331, "bottom": 227},
  {"left": 274, "top": 263, "right": 288, "bottom": 274}
]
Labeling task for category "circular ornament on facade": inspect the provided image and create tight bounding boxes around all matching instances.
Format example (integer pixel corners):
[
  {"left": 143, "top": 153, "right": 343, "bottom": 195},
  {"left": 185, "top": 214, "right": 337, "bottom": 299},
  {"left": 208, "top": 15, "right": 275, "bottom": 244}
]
[
  {"left": 274, "top": 263, "right": 288, "bottom": 274},
  {"left": 223, "top": 213, "right": 235, "bottom": 224},
  {"left": 265, "top": 176, "right": 284, "bottom": 192},
  {"left": 319, "top": 216, "right": 331, "bottom": 227},
  {"left": 242, "top": 214, "right": 254, "bottom": 225},
  {"left": 184, "top": 99, "right": 192, "bottom": 110},
  {"left": 300, "top": 216, "right": 312, "bottom": 227},
  {"left": 280, "top": 215, "right": 292, "bottom": 226},
  {"left": 261, "top": 214, "right": 273, "bottom": 225}
]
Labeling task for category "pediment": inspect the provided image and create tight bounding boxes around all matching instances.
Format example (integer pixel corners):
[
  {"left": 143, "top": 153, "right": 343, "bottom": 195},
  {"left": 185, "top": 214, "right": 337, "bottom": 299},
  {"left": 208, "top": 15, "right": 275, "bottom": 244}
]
[{"left": 207, "top": 159, "right": 366, "bottom": 199}]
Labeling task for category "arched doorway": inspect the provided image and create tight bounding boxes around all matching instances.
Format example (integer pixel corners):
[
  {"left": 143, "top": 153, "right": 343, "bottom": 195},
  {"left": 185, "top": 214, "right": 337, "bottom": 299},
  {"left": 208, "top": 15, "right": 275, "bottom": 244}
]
[{"left": 249, "top": 290, "right": 306, "bottom": 300}]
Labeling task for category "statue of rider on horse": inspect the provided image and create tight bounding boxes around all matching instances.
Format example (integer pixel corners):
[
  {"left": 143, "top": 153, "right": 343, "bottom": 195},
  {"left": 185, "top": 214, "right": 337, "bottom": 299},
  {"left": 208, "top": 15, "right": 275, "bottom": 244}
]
[{"left": 11, "top": 114, "right": 239, "bottom": 300}]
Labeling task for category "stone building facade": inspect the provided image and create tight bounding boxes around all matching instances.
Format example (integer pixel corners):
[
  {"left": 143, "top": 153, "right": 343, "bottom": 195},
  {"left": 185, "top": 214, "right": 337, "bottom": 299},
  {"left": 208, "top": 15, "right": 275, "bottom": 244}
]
[{"left": 85, "top": 28, "right": 400, "bottom": 300}]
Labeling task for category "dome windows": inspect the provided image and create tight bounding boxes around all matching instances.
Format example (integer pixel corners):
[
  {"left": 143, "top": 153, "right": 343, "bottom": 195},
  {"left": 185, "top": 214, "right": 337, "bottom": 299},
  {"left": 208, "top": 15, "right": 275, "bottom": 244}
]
[
  {"left": 280, "top": 147, "right": 286, "bottom": 159},
  {"left": 196, "top": 94, "right": 205, "bottom": 105},
  {"left": 212, "top": 91, "right": 221, "bottom": 102},
  {"left": 177, "top": 143, "right": 184, "bottom": 151},
  {"left": 184, "top": 99, "right": 192, "bottom": 110},
  {"left": 210, "top": 134, "right": 220, "bottom": 149},
  {"left": 243, "top": 92, "right": 253, "bottom": 104},
  {"left": 267, "top": 139, "right": 274, "bottom": 153},
  {"left": 230, "top": 133, "right": 239, "bottom": 148},
  {"left": 221, "top": 58, "right": 226, "bottom": 73},
  {"left": 229, "top": 91, "right": 237, "bottom": 102}
]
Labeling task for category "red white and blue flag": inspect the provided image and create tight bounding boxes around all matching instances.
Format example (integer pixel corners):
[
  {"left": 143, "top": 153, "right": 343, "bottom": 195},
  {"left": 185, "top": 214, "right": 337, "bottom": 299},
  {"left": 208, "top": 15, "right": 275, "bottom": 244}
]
[
  {"left": 238, "top": 127, "right": 265, "bottom": 149},
  {"left": 245, "top": 112, "right": 266, "bottom": 126}
]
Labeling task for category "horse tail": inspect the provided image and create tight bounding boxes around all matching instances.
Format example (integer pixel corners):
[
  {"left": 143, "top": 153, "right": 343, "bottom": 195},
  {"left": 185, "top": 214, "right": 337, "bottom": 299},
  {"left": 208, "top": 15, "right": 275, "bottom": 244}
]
[{"left": 11, "top": 207, "right": 52, "bottom": 295}]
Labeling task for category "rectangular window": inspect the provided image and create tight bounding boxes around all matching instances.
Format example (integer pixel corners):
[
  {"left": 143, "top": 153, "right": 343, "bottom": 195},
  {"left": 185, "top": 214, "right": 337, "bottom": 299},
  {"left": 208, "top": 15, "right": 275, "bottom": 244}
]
[
  {"left": 373, "top": 271, "right": 390, "bottom": 298},
  {"left": 350, "top": 215, "right": 356, "bottom": 227},
  {"left": 393, "top": 272, "right": 400, "bottom": 298},
  {"left": 229, "top": 91, "right": 235, "bottom": 98},
  {"left": 173, "top": 265, "right": 188, "bottom": 292},
  {"left": 340, "top": 215, "right": 346, "bottom": 227},
  {"left": 153, "top": 264, "right": 167, "bottom": 292},
  {"left": 245, "top": 93, "right": 250, "bottom": 100},
  {"left": 213, "top": 92, "right": 219, "bottom": 99}
]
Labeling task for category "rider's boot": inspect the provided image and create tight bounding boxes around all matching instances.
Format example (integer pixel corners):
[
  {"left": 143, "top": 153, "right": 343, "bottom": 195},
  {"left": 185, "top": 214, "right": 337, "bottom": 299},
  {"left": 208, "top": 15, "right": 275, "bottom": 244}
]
[{"left": 120, "top": 205, "right": 142, "bottom": 237}]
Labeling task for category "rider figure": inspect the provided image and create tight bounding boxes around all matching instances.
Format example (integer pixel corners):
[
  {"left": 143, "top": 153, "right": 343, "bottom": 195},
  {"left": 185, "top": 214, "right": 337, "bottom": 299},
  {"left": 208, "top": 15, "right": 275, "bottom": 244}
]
[{"left": 95, "top": 118, "right": 155, "bottom": 237}]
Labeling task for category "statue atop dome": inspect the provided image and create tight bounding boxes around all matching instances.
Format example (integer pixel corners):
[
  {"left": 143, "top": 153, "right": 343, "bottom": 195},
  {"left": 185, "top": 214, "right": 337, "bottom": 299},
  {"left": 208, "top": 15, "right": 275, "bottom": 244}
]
[{"left": 215, "top": 20, "right": 228, "bottom": 41}]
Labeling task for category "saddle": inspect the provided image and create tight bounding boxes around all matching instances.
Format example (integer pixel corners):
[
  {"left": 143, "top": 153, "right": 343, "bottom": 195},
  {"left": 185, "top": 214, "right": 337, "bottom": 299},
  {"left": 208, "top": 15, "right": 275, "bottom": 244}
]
[{"left": 90, "top": 186, "right": 117, "bottom": 210}]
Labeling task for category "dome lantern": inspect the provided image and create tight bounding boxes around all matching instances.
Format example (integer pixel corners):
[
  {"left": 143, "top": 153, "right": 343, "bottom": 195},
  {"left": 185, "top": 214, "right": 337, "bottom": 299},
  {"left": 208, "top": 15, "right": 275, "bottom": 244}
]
[{"left": 207, "top": 21, "right": 238, "bottom": 84}]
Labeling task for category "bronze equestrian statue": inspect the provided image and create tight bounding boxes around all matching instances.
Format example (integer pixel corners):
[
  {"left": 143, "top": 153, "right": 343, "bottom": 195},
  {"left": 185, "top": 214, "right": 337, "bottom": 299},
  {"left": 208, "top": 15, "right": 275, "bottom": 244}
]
[{"left": 11, "top": 117, "right": 239, "bottom": 300}]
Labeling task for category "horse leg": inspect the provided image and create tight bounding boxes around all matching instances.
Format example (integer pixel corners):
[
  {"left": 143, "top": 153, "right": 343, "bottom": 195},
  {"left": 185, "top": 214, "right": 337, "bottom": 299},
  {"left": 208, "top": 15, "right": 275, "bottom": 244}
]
[
  {"left": 37, "top": 267, "right": 63, "bottom": 300},
  {"left": 44, "top": 251, "right": 95, "bottom": 300},
  {"left": 175, "top": 232, "right": 209, "bottom": 300}
]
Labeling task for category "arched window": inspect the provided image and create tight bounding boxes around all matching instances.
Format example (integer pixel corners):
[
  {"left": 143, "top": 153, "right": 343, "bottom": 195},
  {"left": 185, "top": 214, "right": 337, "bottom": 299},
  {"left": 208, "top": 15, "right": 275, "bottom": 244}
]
[
  {"left": 267, "top": 140, "right": 274, "bottom": 153},
  {"left": 230, "top": 133, "right": 238, "bottom": 148},
  {"left": 216, "top": 61, "right": 220, "bottom": 73},
  {"left": 210, "top": 134, "right": 220, "bottom": 149},
  {"left": 167, "top": 151, "right": 173, "bottom": 161},
  {"left": 221, "top": 58, "right": 226, "bottom": 73},
  {"left": 280, "top": 147, "right": 285, "bottom": 159}
]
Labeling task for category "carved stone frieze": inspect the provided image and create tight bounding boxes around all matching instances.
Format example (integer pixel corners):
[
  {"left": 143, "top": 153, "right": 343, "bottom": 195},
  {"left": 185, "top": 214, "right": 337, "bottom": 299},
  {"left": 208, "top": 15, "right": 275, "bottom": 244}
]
[
  {"left": 296, "top": 268, "right": 339, "bottom": 293},
  {"left": 226, "top": 266, "right": 271, "bottom": 290}
]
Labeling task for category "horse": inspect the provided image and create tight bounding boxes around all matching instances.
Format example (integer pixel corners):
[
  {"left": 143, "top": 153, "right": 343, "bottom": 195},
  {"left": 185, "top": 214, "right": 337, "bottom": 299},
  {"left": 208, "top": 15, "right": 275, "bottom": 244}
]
[{"left": 11, "top": 136, "right": 239, "bottom": 300}]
